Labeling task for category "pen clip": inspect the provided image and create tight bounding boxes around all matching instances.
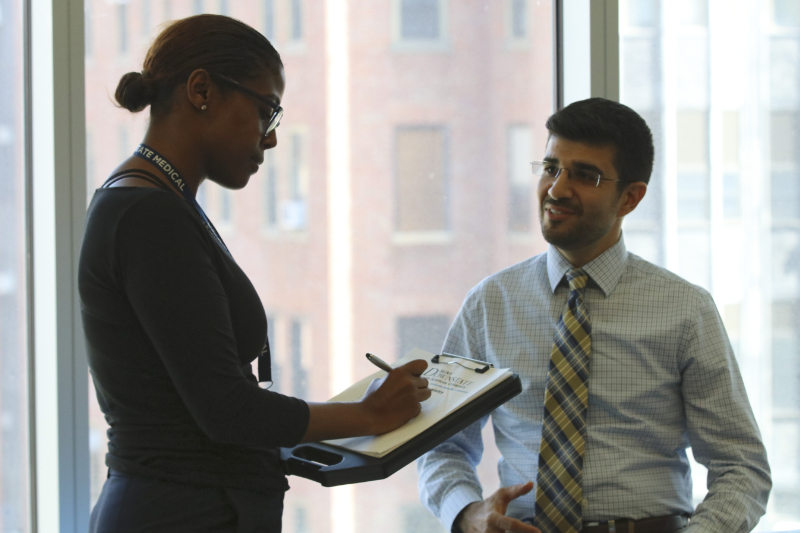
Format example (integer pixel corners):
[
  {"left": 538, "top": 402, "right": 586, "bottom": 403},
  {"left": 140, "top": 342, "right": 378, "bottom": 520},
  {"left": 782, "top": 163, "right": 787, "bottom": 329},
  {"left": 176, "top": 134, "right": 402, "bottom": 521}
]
[{"left": 431, "top": 353, "right": 493, "bottom": 374}]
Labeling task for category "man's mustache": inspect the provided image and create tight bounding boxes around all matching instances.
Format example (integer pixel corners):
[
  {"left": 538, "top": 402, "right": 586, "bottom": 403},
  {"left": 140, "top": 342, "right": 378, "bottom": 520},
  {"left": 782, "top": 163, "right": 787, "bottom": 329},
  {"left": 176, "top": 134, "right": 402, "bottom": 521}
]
[{"left": 542, "top": 199, "right": 581, "bottom": 213}]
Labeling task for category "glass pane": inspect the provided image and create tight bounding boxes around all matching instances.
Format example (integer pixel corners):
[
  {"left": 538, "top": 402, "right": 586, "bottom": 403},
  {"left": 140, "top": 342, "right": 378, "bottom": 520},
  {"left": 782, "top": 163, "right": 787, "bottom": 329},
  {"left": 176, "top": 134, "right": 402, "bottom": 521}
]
[
  {"left": 0, "top": 0, "right": 31, "bottom": 531},
  {"left": 621, "top": 0, "right": 799, "bottom": 528},
  {"left": 85, "top": 2, "right": 553, "bottom": 531}
]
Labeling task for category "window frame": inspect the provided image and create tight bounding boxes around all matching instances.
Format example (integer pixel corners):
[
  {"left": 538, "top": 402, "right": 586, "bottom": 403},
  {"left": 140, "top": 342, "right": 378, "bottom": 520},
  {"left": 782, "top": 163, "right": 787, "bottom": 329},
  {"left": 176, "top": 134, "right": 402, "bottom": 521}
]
[
  {"left": 391, "top": 0, "right": 451, "bottom": 52},
  {"left": 28, "top": 0, "right": 90, "bottom": 531},
  {"left": 23, "top": 0, "right": 617, "bottom": 530}
]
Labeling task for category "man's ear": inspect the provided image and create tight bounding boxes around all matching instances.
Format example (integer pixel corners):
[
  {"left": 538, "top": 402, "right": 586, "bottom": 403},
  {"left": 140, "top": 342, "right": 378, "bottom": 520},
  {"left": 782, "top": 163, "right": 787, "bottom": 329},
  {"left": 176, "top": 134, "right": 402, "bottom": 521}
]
[{"left": 617, "top": 182, "right": 647, "bottom": 217}]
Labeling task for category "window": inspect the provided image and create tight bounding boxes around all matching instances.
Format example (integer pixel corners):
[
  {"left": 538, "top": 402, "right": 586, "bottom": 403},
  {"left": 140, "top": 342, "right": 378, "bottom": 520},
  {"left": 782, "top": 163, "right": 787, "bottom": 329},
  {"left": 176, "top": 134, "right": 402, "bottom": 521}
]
[
  {"left": 261, "top": 130, "right": 308, "bottom": 233},
  {"left": 142, "top": 0, "right": 150, "bottom": 36},
  {"left": 775, "top": 0, "right": 800, "bottom": 27},
  {"left": 263, "top": 151, "right": 278, "bottom": 229},
  {"left": 627, "top": 0, "right": 658, "bottom": 27},
  {"left": 0, "top": 0, "right": 31, "bottom": 530},
  {"left": 507, "top": 125, "right": 534, "bottom": 234},
  {"left": 81, "top": 1, "right": 554, "bottom": 530},
  {"left": 219, "top": 188, "right": 233, "bottom": 226},
  {"left": 770, "top": 112, "right": 800, "bottom": 222},
  {"left": 289, "top": 0, "right": 302, "bottom": 41},
  {"left": 396, "top": 316, "right": 450, "bottom": 359},
  {"left": 621, "top": 0, "right": 800, "bottom": 526},
  {"left": 265, "top": 314, "right": 280, "bottom": 390},
  {"left": 676, "top": 110, "right": 709, "bottom": 221},
  {"left": 722, "top": 111, "right": 741, "bottom": 219},
  {"left": 508, "top": 0, "right": 528, "bottom": 40},
  {"left": 394, "top": 0, "right": 447, "bottom": 47},
  {"left": 263, "top": 0, "right": 275, "bottom": 41},
  {"left": 85, "top": 0, "right": 93, "bottom": 58},
  {"left": 401, "top": 0, "right": 441, "bottom": 40},
  {"left": 193, "top": 0, "right": 203, "bottom": 15},
  {"left": 290, "top": 319, "right": 309, "bottom": 398},
  {"left": 118, "top": 3, "right": 129, "bottom": 54},
  {"left": 394, "top": 127, "right": 448, "bottom": 235},
  {"left": 284, "top": 131, "right": 308, "bottom": 231}
]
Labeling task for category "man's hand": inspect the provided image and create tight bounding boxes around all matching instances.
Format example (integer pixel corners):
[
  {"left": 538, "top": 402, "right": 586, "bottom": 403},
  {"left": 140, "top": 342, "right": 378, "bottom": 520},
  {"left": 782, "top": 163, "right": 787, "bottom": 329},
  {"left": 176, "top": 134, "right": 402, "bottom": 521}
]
[{"left": 456, "top": 482, "right": 540, "bottom": 533}]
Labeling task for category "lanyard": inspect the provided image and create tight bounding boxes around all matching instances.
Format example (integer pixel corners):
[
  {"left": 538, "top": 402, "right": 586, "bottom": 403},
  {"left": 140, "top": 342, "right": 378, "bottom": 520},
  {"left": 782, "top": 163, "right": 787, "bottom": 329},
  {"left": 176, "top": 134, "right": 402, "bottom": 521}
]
[
  {"left": 132, "top": 144, "right": 273, "bottom": 385},
  {"left": 133, "top": 144, "right": 230, "bottom": 255}
]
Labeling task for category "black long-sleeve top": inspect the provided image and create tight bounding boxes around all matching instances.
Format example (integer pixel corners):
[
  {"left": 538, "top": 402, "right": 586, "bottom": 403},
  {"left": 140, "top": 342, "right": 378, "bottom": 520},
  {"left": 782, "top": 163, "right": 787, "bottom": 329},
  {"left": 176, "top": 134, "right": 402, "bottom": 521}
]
[{"left": 79, "top": 185, "right": 310, "bottom": 494}]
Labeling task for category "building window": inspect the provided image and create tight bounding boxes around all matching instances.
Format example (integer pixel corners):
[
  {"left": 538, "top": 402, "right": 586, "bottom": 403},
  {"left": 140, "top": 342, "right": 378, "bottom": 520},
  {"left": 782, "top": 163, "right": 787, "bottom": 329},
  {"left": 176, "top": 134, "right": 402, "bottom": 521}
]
[
  {"left": 628, "top": 0, "right": 658, "bottom": 28},
  {"left": 396, "top": 315, "right": 450, "bottom": 359},
  {"left": 775, "top": 0, "right": 800, "bottom": 27},
  {"left": 285, "top": 132, "right": 307, "bottom": 230},
  {"left": 294, "top": 505, "right": 310, "bottom": 533},
  {"left": 289, "top": 0, "right": 303, "bottom": 41},
  {"left": 394, "top": 127, "right": 448, "bottom": 234},
  {"left": 676, "top": 0, "right": 708, "bottom": 27},
  {"left": 219, "top": 0, "right": 229, "bottom": 16},
  {"left": 263, "top": 151, "right": 278, "bottom": 229},
  {"left": 266, "top": 315, "right": 280, "bottom": 390},
  {"left": 263, "top": 0, "right": 275, "bottom": 41},
  {"left": 118, "top": 3, "right": 128, "bottom": 54},
  {"left": 141, "top": 0, "right": 151, "bottom": 36},
  {"left": 261, "top": 130, "right": 308, "bottom": 233},
  {"left": 508, "top": 0, "right": 528, "bottom": 40},
  {"left": 118, "top": 127, "right": 129, "bottom": 163},
  {"left": 85, "top": 0, "right": 93, "bottom": 58},
  {"left": 219, "top": 188, "right": 233, "bottom": 226},
  {"left": 676, "top": 110, "right": 709, "bottom": 221},
  {"left": 400, "top": 0, "right": 441, "bottom": 40},
  {"left": 771, "top": 111, "right": 800, "bottom": 222},
  {"left": 507, "top": 125, "right": 533, "bottom": 234},
  {"left": 290, "top": 319, "right": 309, "bottom": 398},
  {"left": 193, "top": 0, "right": 204, "bottom": 15},
  {"left": 722, "top": 111, "right": 741, "bottom": 219}
]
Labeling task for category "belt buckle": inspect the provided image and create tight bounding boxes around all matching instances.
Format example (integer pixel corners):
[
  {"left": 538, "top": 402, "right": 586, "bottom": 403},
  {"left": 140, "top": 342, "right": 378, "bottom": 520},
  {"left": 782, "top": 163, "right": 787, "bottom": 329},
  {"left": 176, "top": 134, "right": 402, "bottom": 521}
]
[{"left": 608, "top": 520, "right": 616, "bottom": 533}]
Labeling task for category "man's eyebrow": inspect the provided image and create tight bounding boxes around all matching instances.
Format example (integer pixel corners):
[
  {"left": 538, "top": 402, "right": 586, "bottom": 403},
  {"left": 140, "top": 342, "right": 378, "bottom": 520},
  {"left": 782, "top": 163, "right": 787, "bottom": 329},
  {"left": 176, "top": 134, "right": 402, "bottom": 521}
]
[
  {"left": 543, "top": 156, "right": 559, "bottom": 163},
  {"left": 572, "top": 161, "right": 604, "bottom": 175}
]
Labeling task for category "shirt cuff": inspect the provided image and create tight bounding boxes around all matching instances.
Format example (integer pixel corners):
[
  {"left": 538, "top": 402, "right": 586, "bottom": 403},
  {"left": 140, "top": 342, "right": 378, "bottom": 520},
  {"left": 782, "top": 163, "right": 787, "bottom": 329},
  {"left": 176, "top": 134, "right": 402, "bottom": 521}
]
[{"left": 440, "top": 485, "right": 483, "bottom": 533}]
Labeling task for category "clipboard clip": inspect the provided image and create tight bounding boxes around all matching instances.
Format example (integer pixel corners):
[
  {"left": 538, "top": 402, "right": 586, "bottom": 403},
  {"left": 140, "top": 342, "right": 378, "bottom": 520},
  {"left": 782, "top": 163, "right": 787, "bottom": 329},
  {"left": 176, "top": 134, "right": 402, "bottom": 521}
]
[{"left": 431, "top": 353, "right": 493, "bottom": 374}]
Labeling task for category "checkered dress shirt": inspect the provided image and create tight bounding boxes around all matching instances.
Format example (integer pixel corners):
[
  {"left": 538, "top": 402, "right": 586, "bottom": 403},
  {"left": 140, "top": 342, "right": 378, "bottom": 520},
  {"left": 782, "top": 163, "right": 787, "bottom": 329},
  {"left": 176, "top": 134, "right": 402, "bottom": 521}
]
[{"left": 417, "top": 237, "right": 771, "bottom": 533}]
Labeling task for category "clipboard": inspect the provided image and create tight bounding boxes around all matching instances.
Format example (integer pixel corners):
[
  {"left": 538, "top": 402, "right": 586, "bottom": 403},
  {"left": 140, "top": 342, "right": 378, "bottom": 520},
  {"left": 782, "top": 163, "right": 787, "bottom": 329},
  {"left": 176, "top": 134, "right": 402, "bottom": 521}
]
[{"left": 279, "top": 371, "right": 522, "bottom": 487}]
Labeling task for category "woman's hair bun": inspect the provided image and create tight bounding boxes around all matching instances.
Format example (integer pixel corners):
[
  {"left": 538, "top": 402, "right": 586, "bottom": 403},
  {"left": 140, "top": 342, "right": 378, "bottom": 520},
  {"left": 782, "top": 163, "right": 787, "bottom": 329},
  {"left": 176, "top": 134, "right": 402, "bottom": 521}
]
[{"left": 115, "top": 71, "right": 156, "bottom": 112}]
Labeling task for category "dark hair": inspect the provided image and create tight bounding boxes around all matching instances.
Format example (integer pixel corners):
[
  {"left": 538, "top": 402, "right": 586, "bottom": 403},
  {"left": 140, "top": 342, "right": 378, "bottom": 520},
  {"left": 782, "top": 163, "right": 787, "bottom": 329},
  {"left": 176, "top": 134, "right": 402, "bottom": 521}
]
[
  {"left": 545, "top": 98, "right": 654, "bottom": 185},
  {"left": 115, "top": 14, "right": 283, "bottom": 114}
]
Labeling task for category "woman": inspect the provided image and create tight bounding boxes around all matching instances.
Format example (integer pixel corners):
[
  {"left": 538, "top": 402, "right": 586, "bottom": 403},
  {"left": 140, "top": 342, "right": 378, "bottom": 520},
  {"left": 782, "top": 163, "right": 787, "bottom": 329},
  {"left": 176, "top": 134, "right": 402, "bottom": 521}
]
[{"left": 80, "top": 14, "right": 430, "bottom": 533}]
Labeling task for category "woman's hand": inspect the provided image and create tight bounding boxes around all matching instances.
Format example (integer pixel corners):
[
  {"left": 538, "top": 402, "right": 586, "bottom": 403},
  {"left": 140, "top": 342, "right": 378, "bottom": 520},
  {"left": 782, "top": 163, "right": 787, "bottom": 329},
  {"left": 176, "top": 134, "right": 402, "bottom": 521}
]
[
  {"left": 300, "top": 359, "right": 431, "bottom": 443},
  {"left": 359, "top": 359, "right": 432, "bottom": 434}
]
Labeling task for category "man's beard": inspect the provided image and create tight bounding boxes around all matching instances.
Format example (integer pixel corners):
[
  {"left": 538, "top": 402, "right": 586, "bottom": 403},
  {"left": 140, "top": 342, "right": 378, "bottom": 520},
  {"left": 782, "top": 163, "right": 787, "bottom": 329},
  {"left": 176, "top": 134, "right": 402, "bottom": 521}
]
[{"left": 539, "top": 200, "right": 614, "bottom": 252}]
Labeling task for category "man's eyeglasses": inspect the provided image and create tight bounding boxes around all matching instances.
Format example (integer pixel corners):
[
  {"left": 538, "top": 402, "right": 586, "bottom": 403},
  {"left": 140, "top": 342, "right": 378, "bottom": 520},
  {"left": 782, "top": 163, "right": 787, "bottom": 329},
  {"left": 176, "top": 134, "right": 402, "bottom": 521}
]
[
  {"left": 212, "top": 73, "right": 283, "bottom": 137},
  {"left": 530, "top": 160, "right": 626, "bottom": 188}
]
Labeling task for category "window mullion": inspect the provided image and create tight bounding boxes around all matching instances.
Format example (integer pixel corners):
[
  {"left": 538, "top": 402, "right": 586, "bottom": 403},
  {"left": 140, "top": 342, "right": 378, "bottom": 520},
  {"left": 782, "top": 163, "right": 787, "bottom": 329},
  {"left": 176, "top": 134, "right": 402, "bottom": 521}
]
[{"left": 29, "top": 0, "right": 89, "bottom": 531}]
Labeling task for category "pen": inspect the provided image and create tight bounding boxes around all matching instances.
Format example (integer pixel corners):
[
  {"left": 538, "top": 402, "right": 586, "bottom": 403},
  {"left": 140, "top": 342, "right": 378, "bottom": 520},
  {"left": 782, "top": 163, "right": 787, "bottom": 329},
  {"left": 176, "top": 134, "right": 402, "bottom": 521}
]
[{"left": 366, "top": 352, "right": 394, "bottom": 373}]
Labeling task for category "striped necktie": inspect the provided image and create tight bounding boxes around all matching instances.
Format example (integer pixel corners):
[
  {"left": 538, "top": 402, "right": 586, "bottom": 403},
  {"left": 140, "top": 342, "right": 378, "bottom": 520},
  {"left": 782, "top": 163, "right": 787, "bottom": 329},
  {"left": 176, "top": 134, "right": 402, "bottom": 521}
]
[{"left": 535, "top": 268, "right": 591, "bottom": 533}]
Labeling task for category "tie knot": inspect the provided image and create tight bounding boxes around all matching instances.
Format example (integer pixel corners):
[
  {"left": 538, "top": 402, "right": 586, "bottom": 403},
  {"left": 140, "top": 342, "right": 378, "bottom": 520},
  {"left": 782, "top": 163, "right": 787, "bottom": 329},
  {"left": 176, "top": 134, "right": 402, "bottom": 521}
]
[{"left": 566, "top": 268, "right": 589, "bottom": 292}]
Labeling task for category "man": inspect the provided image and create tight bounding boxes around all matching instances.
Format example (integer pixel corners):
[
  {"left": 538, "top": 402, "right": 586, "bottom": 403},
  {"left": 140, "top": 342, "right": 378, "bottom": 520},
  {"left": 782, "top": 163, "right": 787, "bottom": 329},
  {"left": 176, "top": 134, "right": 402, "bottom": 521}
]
[{"left": 417, "top": 98, "right": 770, "bottom": 533}]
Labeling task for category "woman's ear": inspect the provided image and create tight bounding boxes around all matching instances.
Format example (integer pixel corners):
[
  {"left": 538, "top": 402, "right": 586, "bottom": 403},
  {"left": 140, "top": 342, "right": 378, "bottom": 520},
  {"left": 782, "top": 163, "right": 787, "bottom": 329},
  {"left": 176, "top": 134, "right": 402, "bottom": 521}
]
[{"left": 185, "top": 69, "right": 213, "bottom": 112}]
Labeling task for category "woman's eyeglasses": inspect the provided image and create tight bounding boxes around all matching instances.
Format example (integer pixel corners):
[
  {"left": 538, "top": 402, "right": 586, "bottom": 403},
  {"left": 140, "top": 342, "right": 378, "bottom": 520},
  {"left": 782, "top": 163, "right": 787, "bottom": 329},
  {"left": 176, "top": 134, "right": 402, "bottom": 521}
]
[{"left": 212, "top": 73, "right": 283, "bottom": 137}]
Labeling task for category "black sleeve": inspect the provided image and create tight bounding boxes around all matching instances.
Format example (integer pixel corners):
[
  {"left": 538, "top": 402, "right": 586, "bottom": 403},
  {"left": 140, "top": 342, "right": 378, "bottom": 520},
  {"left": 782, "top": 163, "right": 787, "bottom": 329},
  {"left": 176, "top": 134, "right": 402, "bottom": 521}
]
[{"left": 116, "top": 193, "right": 309, "bottom": 449}]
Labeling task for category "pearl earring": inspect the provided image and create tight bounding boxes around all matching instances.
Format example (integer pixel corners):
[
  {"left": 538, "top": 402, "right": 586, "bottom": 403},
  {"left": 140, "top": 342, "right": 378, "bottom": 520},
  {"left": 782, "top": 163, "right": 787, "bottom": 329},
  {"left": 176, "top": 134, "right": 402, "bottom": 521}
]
[{"left": 201, "top": 104, "right": 207, "bottom": 111}]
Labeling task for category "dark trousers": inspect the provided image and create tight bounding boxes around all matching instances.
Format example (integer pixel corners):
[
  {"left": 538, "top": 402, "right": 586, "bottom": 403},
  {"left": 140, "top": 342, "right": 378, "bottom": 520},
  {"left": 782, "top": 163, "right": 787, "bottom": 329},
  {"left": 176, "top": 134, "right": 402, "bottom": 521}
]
[{"left": 90, "top": 471, "right": 284, "bottom": 533}]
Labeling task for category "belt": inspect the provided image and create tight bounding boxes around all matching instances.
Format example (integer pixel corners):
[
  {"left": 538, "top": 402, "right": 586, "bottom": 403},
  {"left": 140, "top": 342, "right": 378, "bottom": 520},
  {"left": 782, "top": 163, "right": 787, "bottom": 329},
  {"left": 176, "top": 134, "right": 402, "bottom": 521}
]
[{"left": 582, "top": 514, "right": 689, "bottom": 533}]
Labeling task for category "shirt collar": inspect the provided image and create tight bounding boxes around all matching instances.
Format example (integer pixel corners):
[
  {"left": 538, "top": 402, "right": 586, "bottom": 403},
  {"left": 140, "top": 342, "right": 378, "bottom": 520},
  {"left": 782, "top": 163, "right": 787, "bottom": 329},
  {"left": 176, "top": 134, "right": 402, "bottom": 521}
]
[{"left": 546, "top": 235, "right": 629, "bottom": 297}]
